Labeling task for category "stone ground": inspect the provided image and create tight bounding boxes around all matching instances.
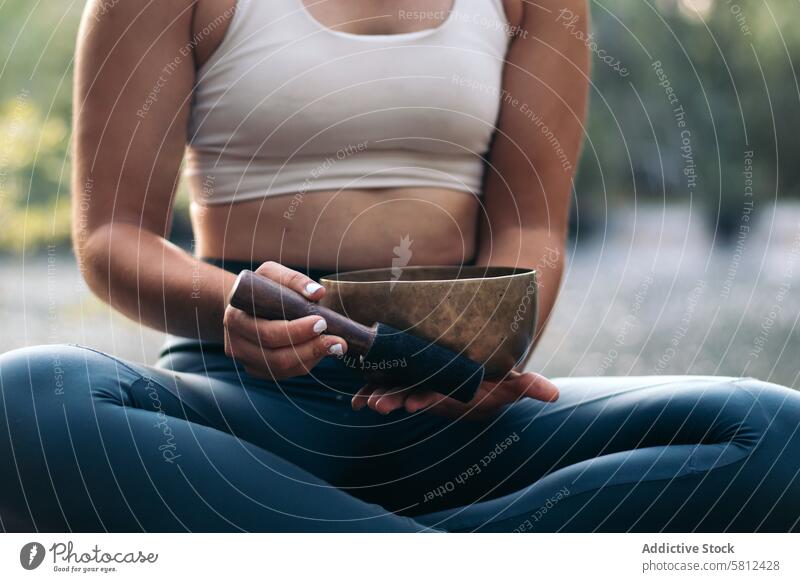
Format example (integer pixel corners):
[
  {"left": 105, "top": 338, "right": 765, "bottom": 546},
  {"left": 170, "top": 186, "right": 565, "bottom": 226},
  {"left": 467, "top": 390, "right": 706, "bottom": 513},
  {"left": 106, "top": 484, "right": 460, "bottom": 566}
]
[{"left": 2, "top": 203, "right": 799, "bottom": 389}]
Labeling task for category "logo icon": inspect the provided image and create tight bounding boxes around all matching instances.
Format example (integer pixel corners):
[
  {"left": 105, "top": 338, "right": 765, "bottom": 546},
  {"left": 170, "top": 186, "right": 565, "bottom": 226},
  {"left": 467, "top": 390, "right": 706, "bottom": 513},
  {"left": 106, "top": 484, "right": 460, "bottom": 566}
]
[
  {"left": 20, "top": 542, "right": 46, "bottom": 570},
  {"left": 390, "top": 234, "right": 413, "bottom": 290}
]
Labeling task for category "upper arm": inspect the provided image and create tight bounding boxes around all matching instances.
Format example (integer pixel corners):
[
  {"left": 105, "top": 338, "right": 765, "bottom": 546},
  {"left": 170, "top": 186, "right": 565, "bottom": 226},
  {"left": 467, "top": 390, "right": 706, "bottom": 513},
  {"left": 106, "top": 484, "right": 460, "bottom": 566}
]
[
  {"left": 71, "top": 0, "right": 197, "bottom": 251},
  {"left": 483, "top": 0, "right": 590, "bottom": 235}
]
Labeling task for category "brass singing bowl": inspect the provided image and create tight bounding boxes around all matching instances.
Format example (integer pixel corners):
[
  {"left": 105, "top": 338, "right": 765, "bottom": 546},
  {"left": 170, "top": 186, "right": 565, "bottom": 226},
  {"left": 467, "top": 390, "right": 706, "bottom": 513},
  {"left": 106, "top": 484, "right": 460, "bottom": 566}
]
[{"left": 319, "top": 266, "right": 537, "bottom": 378}]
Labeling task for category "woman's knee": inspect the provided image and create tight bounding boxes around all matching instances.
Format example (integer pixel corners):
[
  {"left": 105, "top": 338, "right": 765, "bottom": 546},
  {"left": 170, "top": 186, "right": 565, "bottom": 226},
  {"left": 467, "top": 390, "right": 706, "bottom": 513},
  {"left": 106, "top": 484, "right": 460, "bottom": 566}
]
[
  {"left": 1, "top": 344, "right": 71, "bottom": 398},
  {"left": 728, "top": 377, "right": 800, "bottom": 440},
  {"left": 0, "top": 343, "right": 139, "bottom": 406}
]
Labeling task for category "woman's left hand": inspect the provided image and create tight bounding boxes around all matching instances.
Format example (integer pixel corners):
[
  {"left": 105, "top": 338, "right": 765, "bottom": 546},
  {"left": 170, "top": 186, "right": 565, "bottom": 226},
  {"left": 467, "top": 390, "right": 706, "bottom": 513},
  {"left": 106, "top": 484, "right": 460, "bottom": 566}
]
[{"left": 351, "top": 370, "right": 560, "bottom": 420}]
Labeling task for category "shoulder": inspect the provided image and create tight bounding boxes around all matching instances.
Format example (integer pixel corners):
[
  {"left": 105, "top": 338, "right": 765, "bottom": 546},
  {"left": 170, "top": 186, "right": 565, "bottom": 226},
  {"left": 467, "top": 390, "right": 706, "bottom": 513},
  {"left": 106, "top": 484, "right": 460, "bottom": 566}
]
[
  {"left": 509, "top": 0, "right": 589, "bottom": 31},
  {"left": 501, "top": 0, "right": 589, "bottom": 50},
  {"left": 82, "top": 0, "right": 197, "bottom": 29},
  {"left": 78, "top": 0, "right": 198, "bottom": 54}
]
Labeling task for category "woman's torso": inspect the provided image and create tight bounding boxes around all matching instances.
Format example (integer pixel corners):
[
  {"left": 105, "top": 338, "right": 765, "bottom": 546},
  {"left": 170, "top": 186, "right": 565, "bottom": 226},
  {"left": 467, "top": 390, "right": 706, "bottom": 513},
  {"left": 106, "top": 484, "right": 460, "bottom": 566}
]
[{"left": 189, "top": 0, "right": 521, "bottom": 269}]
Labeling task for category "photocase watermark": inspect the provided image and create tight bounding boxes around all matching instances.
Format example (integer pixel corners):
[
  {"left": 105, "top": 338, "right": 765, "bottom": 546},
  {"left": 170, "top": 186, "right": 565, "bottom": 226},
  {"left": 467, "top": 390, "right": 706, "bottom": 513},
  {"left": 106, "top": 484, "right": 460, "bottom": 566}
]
[
  {"left": 46, "top": 244, "right": 66, "bottom": 396},
  {"left": 136, "top": 3, "right": 239, "bottom": 119},
  {"left": 556, "top": 9, "right": 628, "bottom": 77},
  {"left": 453, "top": 74, "right": 574, "bottom": 172},
  {"left": 653, "top": 279, "right": 707, "bottom": 374},
  {"left": 338, "top": 354, "right": 408, "bottom": 372},
  {"left": 20, "top": 542, "right": 46, "bottom": 570},
  {"left": 720, "top": 150, "right": 755, "bottom": 301},
  {"left": 46, "top": 244, "right": 60, "bottom": 341},
  {"left": 721, "top": 0, "right": 752, "bottom": 36},
  {"left": 390, "top": 234, "right": 413, "bottom": 289},
  {"left": 199, "top": 174, "right": 215, "bottom": 205},
  {"left": 143, "top": 378, "right": 181, "bottom": 463},
  {"left": 94, "top": 0, "right": 122, "bottom": 21},
  {"left": 397, "top": 9, "right": 448, "bottom": 22},
  {"left": 283, "top": 140, "right": 369, "bottom": 220},
  {"left": 137, "top": 74, "right": 169, "bottom": 120},
  {"left": 190, "top": 242, "right": 202, "bottom": 300},
  {"left": 20, "top": 540, "right": 158, "bottom": 573},
  {"left": 21, "top": 541, "right": 159, "bottom": 574},
  {"left": 74, "top": 175, "right": 94, "bottom": 277},
  {"left": 52, "top": 353, "right": 65, "bottom": 397},
  {"left": 748, "top": 229, "right": 800, "bottom": 363},
  {"left": 450, "top": 9, "right": 528, "bottom": 39},
  {"left": 423, "top": 432, "right": 520, "bottom": 503},
  {"left": 510, "top": 277, "right": 537, "bottom": 334},
  {"left": 518, "top": 105, "right": 573, "bottom": 173},
  {"left": 652, "top": 60, "right": 697, "bottom": 194},
  {"left": 512, "top": 486, "right": 571, "bottom": 531},
  {"left": 397, "top": 8, "right": 527, "bottom": 38},
  {"left": 0, "top": 88, "right": 30, "bottom": 205},
  {"left": 595, "top": 271, "right": 655, "bottom": 375},
  {"left": 191, "top": 174, "right": 216, "bottom": 231},
  {"left": 509, "top": 246, "right": 560, "bottom": 333},
  {"left": 533, "top": 246, "right": 561, "bottom": 288}
]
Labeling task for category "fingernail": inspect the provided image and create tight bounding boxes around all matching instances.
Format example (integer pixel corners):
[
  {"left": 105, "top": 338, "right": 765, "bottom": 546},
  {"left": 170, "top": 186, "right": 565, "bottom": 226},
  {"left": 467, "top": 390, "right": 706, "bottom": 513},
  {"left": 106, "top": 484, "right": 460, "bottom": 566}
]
[
  {"left": 328, "top": 343, "right": 344, "bottom": 356},
  {"left": 313, "top": 318, "right": 327, "bottom": 334},
  {"left": 304, "top": 282, "right": 323, "bottom": 297}
]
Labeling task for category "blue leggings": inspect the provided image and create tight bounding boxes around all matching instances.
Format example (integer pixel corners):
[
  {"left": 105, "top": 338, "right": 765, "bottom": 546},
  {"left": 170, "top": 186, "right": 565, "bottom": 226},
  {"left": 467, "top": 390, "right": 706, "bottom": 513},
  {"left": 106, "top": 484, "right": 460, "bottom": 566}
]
[{"left": 1, "top": 338, "right": 799, "bottom": 532}]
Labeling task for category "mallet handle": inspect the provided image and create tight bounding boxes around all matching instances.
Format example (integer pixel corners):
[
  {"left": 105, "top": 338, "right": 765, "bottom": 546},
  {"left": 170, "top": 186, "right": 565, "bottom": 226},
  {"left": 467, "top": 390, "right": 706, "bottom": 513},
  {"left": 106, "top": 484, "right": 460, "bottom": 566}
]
[{"left": 228, "top": 270, "right": 376, "bottom": 356}]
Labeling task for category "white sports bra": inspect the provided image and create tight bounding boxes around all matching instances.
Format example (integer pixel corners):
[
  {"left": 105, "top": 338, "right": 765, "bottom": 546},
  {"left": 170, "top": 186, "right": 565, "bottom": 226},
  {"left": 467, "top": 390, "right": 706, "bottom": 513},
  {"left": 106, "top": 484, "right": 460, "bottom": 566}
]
[{"left": 186, "top": 0, "right": 512, "bottom": 205}]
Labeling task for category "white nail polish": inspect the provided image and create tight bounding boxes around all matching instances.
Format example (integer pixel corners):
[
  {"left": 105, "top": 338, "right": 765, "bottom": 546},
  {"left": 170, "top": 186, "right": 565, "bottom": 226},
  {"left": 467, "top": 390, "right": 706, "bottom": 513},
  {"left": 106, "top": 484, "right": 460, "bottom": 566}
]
[
  {"left": 313, "top": 318, "right": 328, "bottom": 334},
  {"left": 304, "top": 282, "right": 323, "bottom": 296},
  {"left": 328, "top": 343, "right": 344, "bottom": 356}
]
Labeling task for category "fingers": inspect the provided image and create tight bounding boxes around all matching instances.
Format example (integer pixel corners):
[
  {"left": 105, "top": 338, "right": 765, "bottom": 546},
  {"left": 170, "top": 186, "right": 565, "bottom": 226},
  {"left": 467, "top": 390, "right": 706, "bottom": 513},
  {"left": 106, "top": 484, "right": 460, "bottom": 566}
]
[
  {"left": 255, "top": 261, "right": 325, "bottom": 300},
  {"left": 232, "top": 334, "right": 347, "bottom": 378},
  {"left": 275, "top": 334, "right": 348, "bottom": 373},
  {"left": 351, "top": 385, "right": 410, "bottom": 414},
  {"left": 404, "top": 390, "right": 448, "bottom": 413},
  {"left": 227, "top": 308, "right": 329, "bottom": 348},
  {"left": 372, "top": 387, "right": 410, "bottom": 414},
  {"left": 350, "top": 374, "right": 559, "bottom": 419},
  {"left": 351, "top": 385, "right": 373, "bottom": 411},
  {"left": 222, "top": 261, "right": 343, "bottom": 380},
  {"left": 225, "top": 309, "right": 348, "bottom": 378},
  {"left": 511, "top": 372, "right": 560, "bottom": 402},
  {"left": 366, "top": 388, "right": 391, "bottom": 412}
]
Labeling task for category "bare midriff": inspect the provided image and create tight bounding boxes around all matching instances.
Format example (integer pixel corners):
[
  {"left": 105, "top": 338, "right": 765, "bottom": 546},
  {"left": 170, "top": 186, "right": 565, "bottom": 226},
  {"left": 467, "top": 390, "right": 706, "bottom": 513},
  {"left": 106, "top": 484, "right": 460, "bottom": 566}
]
[
  {"left": 189, "top": 0, "right": 491, "bottom": 271},
  {"left": 190, "top": 186, "right": 480, "bottom": 270}
]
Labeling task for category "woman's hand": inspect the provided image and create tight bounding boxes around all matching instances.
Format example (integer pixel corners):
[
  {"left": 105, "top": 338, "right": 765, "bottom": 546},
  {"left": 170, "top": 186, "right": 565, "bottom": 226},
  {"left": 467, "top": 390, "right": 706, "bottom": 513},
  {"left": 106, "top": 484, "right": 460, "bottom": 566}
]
[
  {"left": 223, "top": 262, "right": 348, "bottom": 380},
  {"left": 351, "top": 370, "right": 559, "bottom": 420}
]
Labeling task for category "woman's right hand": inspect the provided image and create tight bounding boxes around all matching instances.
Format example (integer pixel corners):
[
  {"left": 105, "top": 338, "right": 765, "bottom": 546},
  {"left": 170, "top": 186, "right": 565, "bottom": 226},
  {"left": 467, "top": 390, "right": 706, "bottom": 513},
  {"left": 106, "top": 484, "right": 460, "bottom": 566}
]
[{"left": 223, "top": 262, "right": 348, "bottom": 380}]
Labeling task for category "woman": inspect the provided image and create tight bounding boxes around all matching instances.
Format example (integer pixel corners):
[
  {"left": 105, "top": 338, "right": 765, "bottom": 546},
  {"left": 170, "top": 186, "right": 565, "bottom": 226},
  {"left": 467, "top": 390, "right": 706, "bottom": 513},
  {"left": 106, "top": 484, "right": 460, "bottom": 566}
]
[{"left": 1, "top": 0, "right": 799, "bottom": 532}]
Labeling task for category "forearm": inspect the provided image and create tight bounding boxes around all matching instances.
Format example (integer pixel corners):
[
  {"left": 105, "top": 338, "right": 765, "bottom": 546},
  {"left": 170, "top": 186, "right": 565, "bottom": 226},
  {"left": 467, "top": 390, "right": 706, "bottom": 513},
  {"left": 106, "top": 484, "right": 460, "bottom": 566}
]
[
  {"left": 469, "top": 0, "right": 587, "bottom": 369},
  {"left": 79, "top": 222, "right": 238, "bottom": 342}
]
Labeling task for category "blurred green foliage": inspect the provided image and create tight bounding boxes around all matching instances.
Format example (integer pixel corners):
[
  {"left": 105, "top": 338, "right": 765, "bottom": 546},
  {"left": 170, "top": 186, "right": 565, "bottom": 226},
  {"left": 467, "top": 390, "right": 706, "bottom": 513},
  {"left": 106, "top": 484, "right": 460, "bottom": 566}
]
[
  {"left": 0, "top": 0, "right": 797, "bottom": 251},
  {"left": 577, "top": 0, "right": 799, "bottom": 238}
]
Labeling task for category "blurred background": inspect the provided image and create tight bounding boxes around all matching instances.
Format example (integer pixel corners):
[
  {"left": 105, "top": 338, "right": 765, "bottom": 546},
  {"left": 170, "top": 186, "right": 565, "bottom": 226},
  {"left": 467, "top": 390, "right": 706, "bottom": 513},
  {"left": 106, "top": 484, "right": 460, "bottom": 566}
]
[{"left": 1, "top": 0, "right": 799, "bottom": 387}]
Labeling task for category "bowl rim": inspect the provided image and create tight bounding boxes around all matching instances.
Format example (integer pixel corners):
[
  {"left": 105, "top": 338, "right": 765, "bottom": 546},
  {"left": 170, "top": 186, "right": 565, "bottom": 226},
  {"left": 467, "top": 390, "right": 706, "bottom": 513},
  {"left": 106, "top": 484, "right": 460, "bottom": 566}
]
[{"left": 319, "top": 265, "right": 537, "bottom": 284}]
